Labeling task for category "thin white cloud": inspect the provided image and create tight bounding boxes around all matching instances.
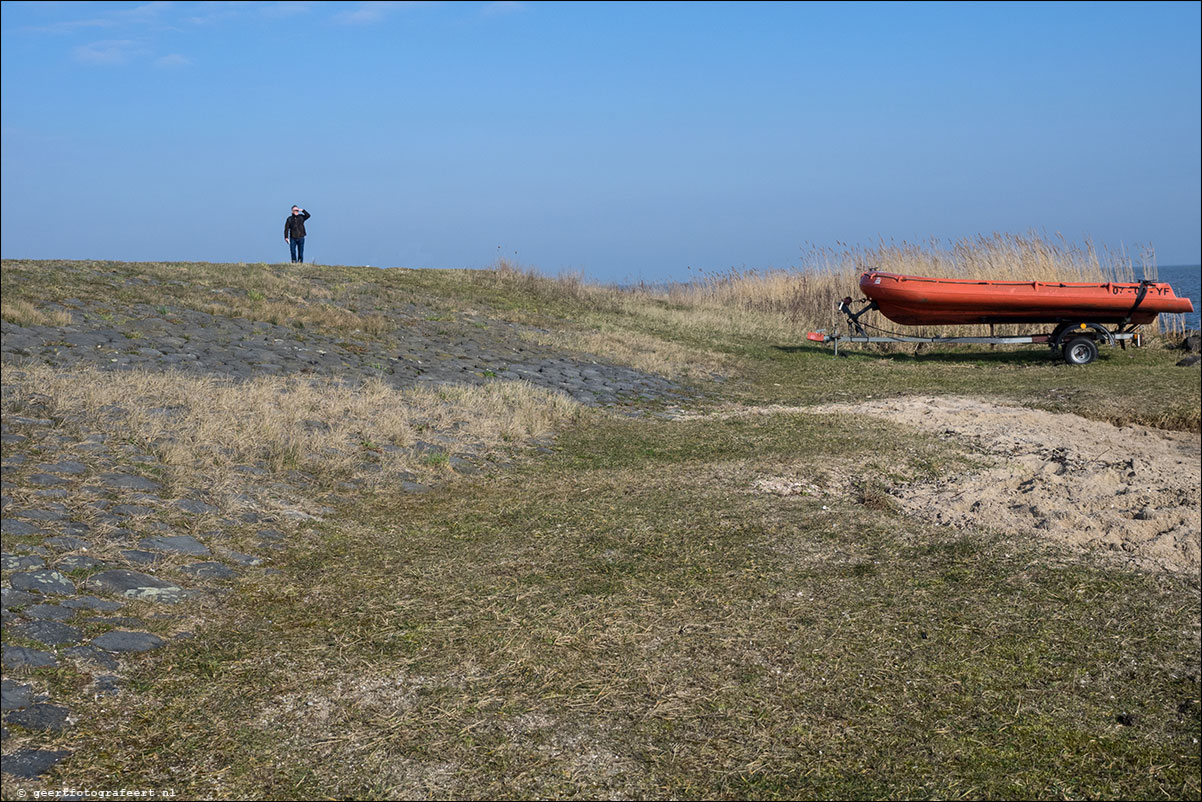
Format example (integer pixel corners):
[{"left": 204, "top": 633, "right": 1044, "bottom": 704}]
[
  {"left": 114, "top": 1, "right": 174, "bottom": 24},
  {"left": 25, "top": 1, "right": 312, "bottom": 34},
  {"left": 155, "top": 53, "right": 192, "bottom": 68},
  {"left": 25, "top": 1, "right": 312, "bottom": 68},
  {"left": 74, "top": 39, "right": 146, "bottom": 66},
  {"left": 261, "top": 1, "right": 317, "bottom": 19},
  {"left": 335, "top": 1, "right": 436, "bottom": 25},
  {"left": 26, "top": 1, "right": 174, "bottom": 34},
  {"left": 185, "top": 1, "right": 249, "bottom": 26},
  {"left": 184, "top": 11, "right": 237, "bottom": 25},
  {"left": 27, "top": 16, "right": 116, "bottom": 35},
  {"left": 481, "top": 1, "right": 526, "bottom": 17}
]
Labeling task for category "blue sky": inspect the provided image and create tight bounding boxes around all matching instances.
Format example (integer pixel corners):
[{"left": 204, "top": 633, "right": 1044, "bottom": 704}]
[{"left": 2, "top": 1, "right": 1199, "bottom": 281}]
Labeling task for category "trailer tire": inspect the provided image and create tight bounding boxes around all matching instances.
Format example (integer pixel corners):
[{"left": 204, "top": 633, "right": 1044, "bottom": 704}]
[{"left": 1063, "top": 336, "right": 1098, "bottom": 366}]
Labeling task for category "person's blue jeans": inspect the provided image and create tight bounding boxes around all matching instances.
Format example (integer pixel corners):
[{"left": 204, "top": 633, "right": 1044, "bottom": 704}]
[{"left": 289, "top": 237, "right": 305, "bottom": 263}]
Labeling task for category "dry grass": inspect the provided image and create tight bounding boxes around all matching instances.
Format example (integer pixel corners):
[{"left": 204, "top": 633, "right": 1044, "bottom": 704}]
[
  {"left": 517, "top": 326, "right": 736, "bottom": 381},
  {"left": 1, "top": 298, "right": 74, "bottom": 327},
  {"left": 201, "top": 295, "right": 395, "bottom": 336},
  {"left": 45, "top": 412, "right": 1202, "bottom": 800},
  {"left": 630, "top": 233, "right": 1183, "bottom": 338},
  {"left": 1, "top": 259, "right": 398, "bottom": 339},
  {"left": 3, "top": 253, "right": 1199, "bottom": 799},
  {"left": 480, "top": 235, "right": 1186, "bottom": 359},
  {"left": 5, "top": 363, "right": 582, "bottom": 512}
]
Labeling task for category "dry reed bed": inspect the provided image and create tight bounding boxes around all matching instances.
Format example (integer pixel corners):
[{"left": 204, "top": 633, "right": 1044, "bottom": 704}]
[
  {"left": 641, "top": 233, "right": 1181, "bottom": 338},
  {"left": 5, "top": 364, "right": 582, "bottom": 512},
  {"left": 485, "top": 235, "right": 1184, "bottom": 357}
]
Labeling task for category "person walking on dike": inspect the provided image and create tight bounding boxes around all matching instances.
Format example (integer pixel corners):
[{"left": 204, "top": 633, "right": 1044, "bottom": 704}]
[{"left": 284, "top": 205, "right": 311, "bottom": 263}]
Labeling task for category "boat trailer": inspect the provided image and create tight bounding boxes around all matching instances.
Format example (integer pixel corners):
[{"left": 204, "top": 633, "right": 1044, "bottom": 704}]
[{"left": 807, "top": 297, "right": 1142, "bottom": 365}]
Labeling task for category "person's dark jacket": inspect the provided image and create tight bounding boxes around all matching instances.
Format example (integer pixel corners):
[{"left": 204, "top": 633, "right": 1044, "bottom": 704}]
[{"left": 284, "top": 210, "right": 311, "bottom": 239}]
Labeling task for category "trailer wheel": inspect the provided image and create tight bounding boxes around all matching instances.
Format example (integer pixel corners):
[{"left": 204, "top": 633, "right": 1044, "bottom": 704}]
[{"left": 1063, "top": 336, "right": 1098, "bottom": 365}]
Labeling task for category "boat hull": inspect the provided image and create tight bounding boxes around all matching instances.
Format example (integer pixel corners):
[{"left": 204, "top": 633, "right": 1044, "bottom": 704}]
[{"left": 860, "top": 272, "right": 1194, "bottom": 326}]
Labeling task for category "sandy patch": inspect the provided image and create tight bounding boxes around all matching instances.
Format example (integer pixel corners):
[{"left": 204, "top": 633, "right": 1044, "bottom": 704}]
[
  {"left": 809, "top": 397, "right": 1201, "bottom": 574},
  {"left": 691, "top": 398, "right": 1200, "bottom": 573}
]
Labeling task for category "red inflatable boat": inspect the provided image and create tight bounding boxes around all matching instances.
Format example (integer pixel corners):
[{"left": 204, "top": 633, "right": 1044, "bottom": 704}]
[{"left": 860, "top": 271, "right": 1194, "bottom": 326}]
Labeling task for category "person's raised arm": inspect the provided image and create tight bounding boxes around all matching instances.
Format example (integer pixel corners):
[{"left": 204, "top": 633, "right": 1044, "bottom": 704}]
[{"left": 301, "top": 209, "right": 311, "bottom": 221}]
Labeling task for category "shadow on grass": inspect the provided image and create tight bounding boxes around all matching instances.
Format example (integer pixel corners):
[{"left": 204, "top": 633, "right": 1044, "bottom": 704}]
[{"left": 771, "top": 342, "right": 1076, "bottom": 365}]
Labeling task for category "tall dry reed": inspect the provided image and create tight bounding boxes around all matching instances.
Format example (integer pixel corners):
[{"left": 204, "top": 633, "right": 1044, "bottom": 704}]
[{"left": 616, "top": 233, "right": 1182, "bottom": 338}]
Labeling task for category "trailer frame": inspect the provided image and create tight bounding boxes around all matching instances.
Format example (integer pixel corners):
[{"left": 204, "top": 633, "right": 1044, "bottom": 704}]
[{"left": 806, "top": 298, "right": 1142, "bottom": 365}]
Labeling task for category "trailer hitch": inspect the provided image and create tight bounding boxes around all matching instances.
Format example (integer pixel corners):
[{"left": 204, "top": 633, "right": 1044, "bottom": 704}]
[{"left": 837, "top": 297, "right": 878, "bottom": 337}]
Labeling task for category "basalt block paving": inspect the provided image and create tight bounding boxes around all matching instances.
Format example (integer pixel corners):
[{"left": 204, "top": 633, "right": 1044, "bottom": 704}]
[
  {"left": 1, "top": 554, "right": 46, "bottom": 571},
  {"left": 25, "top": 604, "right": 73, "bottom": 620},
  {"left": 1, "top": 589, "right": 39, "bottom": 609},
  {"left": 1, "top": 518, "right": 41, "bottom": 535},
  {"left": 0, "top": 748, "right": 71, "bottom": 778},
  {"left": 138, "top": 534, "right": 210, "bottom": 556},
  {"left": 1, "top": 646, "right": 57, "bottom": 669},
  {"left": 61, "top": 646, "right": 119, "bottom": 671},
  {"left": 12, "top": 620, "right": 84, "bottom": 647},
  {"left": 220, "top": 549, "right": 263, "bottom": 567},
  {"left": 15, "top": 507, "right": 70, "bottom": 521},
  {"left": 26, "top": 474, "right": 70, "bottom": 487},
  {"left": 43, "top": 536, "right": 89, "bottom": 551},
  {"left": 97, "top": 473, "right": 161, "bottom": 492},
  {"left": 55, "top": 554, "right": 102, "bottom": 571},
  {"left": 0, "top": 266, "right": 690, "bottom": 790},
  {"left": 91, "top": 675, "right": 122, "bottom": 695},
  {"left": 112, "top": 503, "right": 155, "bottom": 517},
  {"left": 36, "top": 461, "right": 87, "bottom": 475},
  {"left": 5, "top": 703, "right": 70, "bottom": 733},
  {"left": 120, "top": 549, "right": 160, "bottom": 565},
  {"left": 1, "top": 680, "right": 36, "bottom": 711},
  {"left": 3, "top": 416, "right": 53, "bottom": 427},
  {"left": 9, "top": 570, "right": 76, "bottom": 596},
  {"left": 60, "top": 596, "right": 122, "bottom": 613},
  {"left": 84, "top": 570, "right": 186, "bottom": 603},
  {"left": 175, "top": 498, "right": 219, "bottom": 515},
  {"left": 1, "top": 285, "right": 686, "bottom": 409},
  {"left": 180, "top": 561, "right": 237, "bottom": 580},
  {"left": 91, "top": 630, "right": 166, "bottom": 653}
]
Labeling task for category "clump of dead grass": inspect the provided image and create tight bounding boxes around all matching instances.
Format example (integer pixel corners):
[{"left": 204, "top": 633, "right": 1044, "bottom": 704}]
[
  {"left": 1, "top": 298, "right": 73, "bottom": 327},
  {"left": 6, "top": 364, "right": 582, "bottom": 508},
  {"left": 488, "top": 258, "right": 592, "bottom": 305},
  {"left": 202, "top": 296, "right": 393, "bottom": 336},
  {"left": 517, "top": 326, "right": 736, "bottom": 381}
]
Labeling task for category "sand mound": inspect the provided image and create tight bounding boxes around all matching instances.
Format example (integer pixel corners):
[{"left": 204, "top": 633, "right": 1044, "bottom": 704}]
[{"left": 816, "top": 397, "right": 1201, "bottom": 574}]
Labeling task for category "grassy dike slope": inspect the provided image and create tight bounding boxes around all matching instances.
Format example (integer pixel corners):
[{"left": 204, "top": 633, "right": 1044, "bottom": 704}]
[{"left": 2, "top": 259, "right": 1199, "bottom": 799}]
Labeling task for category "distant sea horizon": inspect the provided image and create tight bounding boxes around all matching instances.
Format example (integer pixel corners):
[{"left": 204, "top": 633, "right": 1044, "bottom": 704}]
[{"left": 1157, "top": 264, "right": 1200, "bottom": 331}]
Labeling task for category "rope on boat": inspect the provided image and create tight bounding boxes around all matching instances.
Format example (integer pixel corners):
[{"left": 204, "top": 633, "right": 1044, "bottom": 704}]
[{"left": 1118, "top": 279, "right": 1153, "bottom": 330}]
